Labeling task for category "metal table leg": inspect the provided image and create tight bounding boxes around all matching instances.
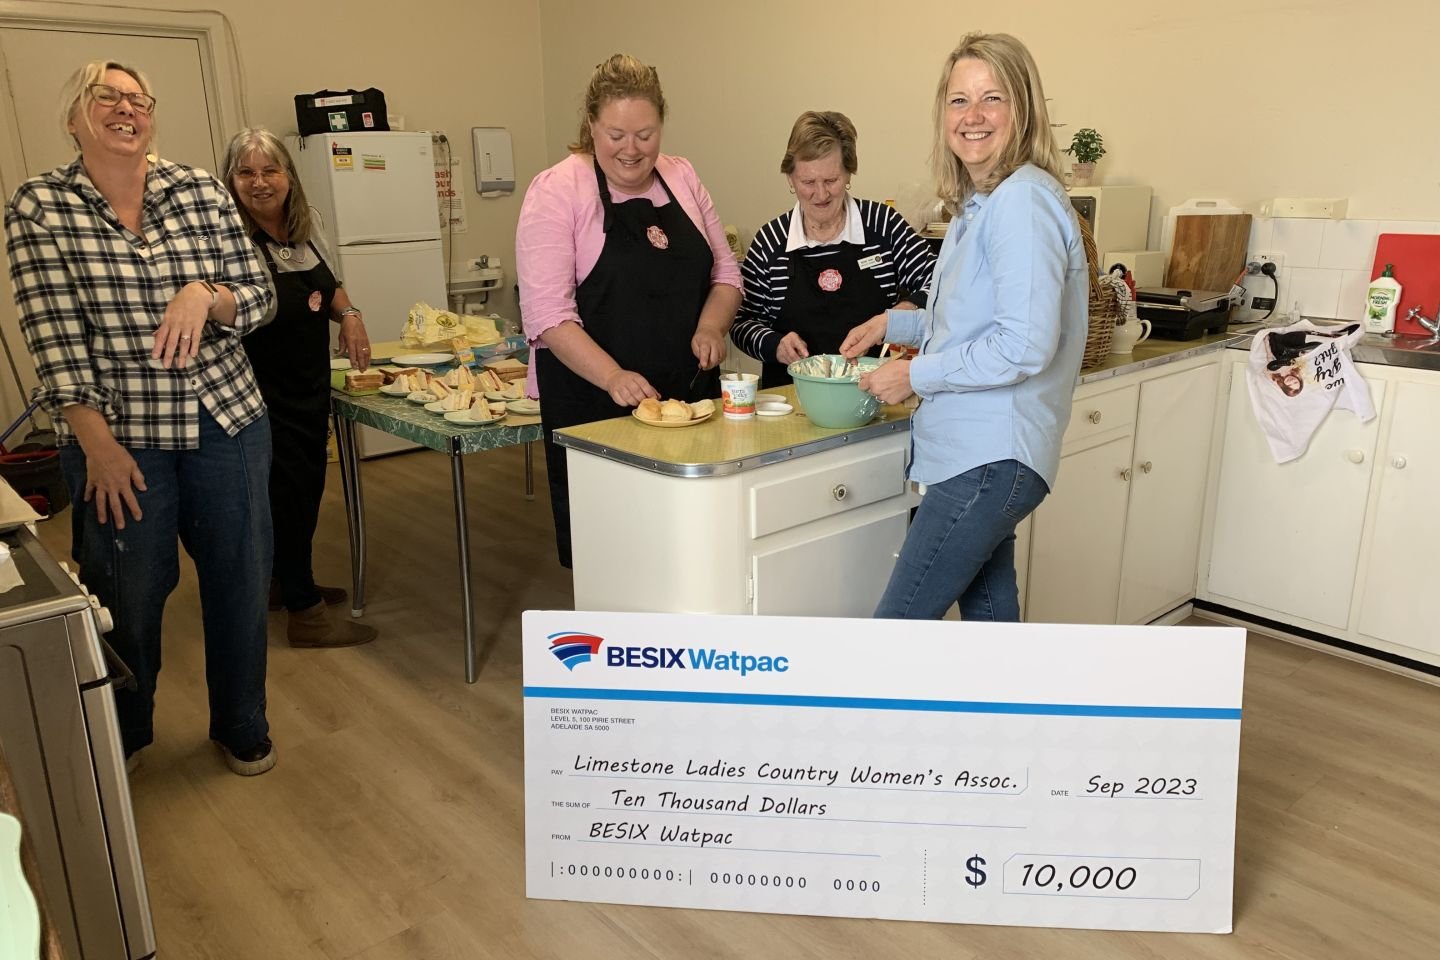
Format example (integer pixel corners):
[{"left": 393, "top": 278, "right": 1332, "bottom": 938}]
[
  {"left": 336, "top": 415, "right": 367, "bottom": 617},
  {"left": 452, "top": 447, "right": 477, "bottom": 683},
  {"left": 524, "top": 440, "right": 535, "bottom": 501}
]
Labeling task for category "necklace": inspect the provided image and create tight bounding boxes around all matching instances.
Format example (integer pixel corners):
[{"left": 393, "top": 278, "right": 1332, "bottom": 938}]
[{"left": 276, "top": 242, "right": 307, "bottom": 264}]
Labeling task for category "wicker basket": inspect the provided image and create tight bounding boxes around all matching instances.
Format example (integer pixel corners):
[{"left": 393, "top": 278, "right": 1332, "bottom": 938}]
[{"left": 1078, "top": 216, "right": 1118, "bottom": 370}]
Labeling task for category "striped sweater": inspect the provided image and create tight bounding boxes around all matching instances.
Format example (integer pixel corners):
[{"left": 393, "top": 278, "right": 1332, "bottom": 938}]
[{"left": 731, "top": 198, "right": 936, "bottom": 363}]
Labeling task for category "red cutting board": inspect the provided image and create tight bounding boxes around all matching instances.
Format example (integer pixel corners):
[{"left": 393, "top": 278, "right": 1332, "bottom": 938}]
[{"left": 1372, "top": 234, "right": 1440, "bottom": 336}]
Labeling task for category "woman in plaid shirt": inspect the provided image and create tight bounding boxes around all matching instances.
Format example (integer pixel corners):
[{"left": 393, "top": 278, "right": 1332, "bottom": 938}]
[{"left": 4, "top": 61, "right": 279, "bottom": 776}]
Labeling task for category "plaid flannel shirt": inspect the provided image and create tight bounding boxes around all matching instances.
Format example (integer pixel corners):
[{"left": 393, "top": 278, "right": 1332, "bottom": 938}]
[{"left": 5, "top": 158, "right": 274, "bottom": 448}]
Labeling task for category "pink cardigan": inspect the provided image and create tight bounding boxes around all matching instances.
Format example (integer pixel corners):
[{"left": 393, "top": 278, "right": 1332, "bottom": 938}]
[{"left": 515, "top": 152, "right": 741, "bottom": 397}]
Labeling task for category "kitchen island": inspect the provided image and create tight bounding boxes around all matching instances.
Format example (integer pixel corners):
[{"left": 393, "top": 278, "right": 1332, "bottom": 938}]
[{"left": 555, "top": 389, "right": 915, "bottom": 617}]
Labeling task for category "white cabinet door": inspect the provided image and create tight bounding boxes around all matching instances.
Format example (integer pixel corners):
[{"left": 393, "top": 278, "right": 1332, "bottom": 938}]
[
  {"left": 752, "top": 511, "right": 907, "bottom": 617},
  {"left": 1207, "top": 360, "right": 1385, "bottom": 628},
  {"left": 1026, "top": 434, "right": 1134, "bottom": 624},
  {"left": 1118, "top": 363, "right": 1220, "bottom": 623},
  {"left": 1355, "top": 378, "right": 1440, "bottom": 655}
]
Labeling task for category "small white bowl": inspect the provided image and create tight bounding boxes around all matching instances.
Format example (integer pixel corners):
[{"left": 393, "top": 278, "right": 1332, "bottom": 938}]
[{"left": 756, "top": 401, "right": 794, "bottom": 417}]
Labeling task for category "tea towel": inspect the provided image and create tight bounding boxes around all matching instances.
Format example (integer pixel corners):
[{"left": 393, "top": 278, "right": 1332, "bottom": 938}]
[{"left": 1246, "top": 320, "right": 1373, "bottom": 463}]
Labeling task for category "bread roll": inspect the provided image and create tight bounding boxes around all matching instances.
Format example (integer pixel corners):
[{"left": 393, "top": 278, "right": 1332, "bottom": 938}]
[
  {"left": 660, "top": 399, "right": 691, "bottom": 422},
  {"left": 636, "top": 398, "right": 662, "bottom": 421}
]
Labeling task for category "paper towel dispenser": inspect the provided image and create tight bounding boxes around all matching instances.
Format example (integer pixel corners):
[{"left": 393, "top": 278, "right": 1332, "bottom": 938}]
[{"left": 472, "top": 127, "right": 514, "bottom": 194}]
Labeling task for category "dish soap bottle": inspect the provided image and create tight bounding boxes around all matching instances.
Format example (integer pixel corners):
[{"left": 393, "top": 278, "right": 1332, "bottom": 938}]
[{"left": 1365, "top": 264, "right": 1402, "bottom": 335}]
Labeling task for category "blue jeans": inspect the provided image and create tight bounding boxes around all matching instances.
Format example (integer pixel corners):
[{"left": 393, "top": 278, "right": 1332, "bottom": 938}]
[
  {"left": 60, "top": 411, "right": 273, "bottom": 755},
  {"left": 875, "top": 460, "right": 1049, "bottom": 621}
]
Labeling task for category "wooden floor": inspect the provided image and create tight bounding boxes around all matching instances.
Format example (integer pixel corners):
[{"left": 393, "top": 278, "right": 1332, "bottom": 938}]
[{"left": 35, "top": 445, "right": 1440, "bottom": 959}]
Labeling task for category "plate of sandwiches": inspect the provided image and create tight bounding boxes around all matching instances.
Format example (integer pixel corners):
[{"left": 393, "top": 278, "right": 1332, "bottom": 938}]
[
  {"left": 632, "top": 397, "right": 715, "bottom": 428},
  {"left": 444, "top": 401, "right": 508, "bottom": 425},
  {"left": 506, "top": 398, "right": 541, "bottom": 416}
]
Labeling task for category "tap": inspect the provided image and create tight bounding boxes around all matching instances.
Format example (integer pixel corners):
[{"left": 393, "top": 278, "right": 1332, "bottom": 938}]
[{"left": 1403, "top": 306, "right": 1440, "bottom": 337}]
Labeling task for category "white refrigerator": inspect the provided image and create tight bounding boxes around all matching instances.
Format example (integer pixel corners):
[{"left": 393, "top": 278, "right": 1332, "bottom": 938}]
[{"left": 292, "top": 131, "right": 447, "bottom": 456}]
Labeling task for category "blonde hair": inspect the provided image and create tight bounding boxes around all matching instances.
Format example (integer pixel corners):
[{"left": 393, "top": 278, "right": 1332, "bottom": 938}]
[
  {"left": 780, "top": 111, "right": 858, "bottom": 175},
  {"left": 569, "top": 54, "right": 667, "bottom": 155},
  {"left": 221, "top": 127, "right": 314, "bottom": 244},
  {"left": 60, "top": 60, "right": 154, "bottom": 152},
  {"left": 930, "top": 33, "right": 1063, "bottom": 211}
]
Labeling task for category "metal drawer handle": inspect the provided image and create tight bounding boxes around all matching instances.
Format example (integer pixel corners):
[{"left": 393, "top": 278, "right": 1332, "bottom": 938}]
[
  {"left": 1120, "top": 467, "right": 1132, "bottom": 481},
  {"left": 1088, "top": 410, "right": 1103, "bottom": 424},
  {"left": 1140, "top": 460, "right": 1153, "bottom": 474},
  {"left": 832, "top": 483, "right": 849, "bottom": 502},
  {"left": 1392, "top": 456, "right": 1407, "bottom": 469}
]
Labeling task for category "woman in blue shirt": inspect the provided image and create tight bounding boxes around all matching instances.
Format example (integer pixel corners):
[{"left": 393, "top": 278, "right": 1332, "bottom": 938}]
[{"left": 841, "top": 33, "right": 1088, "bottom": 621}]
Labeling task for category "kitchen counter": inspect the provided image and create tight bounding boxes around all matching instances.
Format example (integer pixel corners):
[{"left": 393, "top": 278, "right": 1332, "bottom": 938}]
[
  {"left": 554, "top": 386, "right": 913, "bottom": 477},
  {"left": 1077, "top": 330, "right": 1247, "bottom": 385},
  {"left": 1226, "top": 322, "right": 1440, "bottom": 373}
]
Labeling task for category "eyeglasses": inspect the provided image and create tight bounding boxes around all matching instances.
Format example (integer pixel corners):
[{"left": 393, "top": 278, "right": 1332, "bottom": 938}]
[
  {"left": 235, "top": 168, "right": 286, "bottom": 183},
  {"left": 88, "top": 83, "right": 156, "bottom": 115}
]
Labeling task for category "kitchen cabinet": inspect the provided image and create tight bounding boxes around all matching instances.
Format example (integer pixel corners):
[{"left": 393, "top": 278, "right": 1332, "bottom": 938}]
[
  {"left": 1206, "top": 359, "right": 1386, "bottom": 630},
  {"left": 1027, "top": 356, "right": 1220, "bottom": 625},
  {"left": 1027, "top": 433, "right": 1133, "bottom": 624},
  {"left": 1118, "top": 362, "right": 1221, "bottom": 624},
  {"left": 1353, "top": 377, "right": 1440, "bottom": 658},
  {"left": 562, "top": 401, "right": 914, "bottom": 617}
]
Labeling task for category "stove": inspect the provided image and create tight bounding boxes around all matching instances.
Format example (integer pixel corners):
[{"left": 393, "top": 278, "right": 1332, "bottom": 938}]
[{"left": 0, "top": 525, "right": 155, "bottom": 958}]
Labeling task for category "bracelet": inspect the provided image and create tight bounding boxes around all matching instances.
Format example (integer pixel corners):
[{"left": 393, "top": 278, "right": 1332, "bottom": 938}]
[
  {"left": 338, "top": 307, "right": 362, "bottom": 319},
  {"left": 201, "top": 280, "right": 220, "bottom": 318}
]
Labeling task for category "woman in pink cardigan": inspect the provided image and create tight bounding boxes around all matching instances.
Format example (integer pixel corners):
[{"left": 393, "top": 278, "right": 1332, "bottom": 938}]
[{"left": 516, "top": 53, "right": 741, "bottom": 568}]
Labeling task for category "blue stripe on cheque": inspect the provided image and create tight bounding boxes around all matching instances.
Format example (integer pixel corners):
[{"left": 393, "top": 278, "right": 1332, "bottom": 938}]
[{"left": 522, "top": 687, "right": 1240, "bottom": 720}]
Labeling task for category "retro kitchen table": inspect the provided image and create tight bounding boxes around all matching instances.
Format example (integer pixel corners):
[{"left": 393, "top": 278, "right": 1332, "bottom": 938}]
[{"left": 330, "top": 390, "right": 543, "bottom": 682}]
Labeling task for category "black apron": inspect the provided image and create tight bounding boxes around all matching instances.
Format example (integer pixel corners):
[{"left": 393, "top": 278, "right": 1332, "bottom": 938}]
[
  {"left": 243, "top": 236, "right": 338, "bottom": 609},
  {"left": 244, "top": 236, "right": 337, "bottom": 421},
  {"left": 537, "top": 161, "right": 716, "bottom": 566},
  {"left": 763, "top": 240, "right": 891, "bottom": 387}
]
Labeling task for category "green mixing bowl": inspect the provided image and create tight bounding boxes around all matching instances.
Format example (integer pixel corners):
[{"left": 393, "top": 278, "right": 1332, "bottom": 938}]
[{"left": 787, "top": 355, "right": 884, "bottom": 428}]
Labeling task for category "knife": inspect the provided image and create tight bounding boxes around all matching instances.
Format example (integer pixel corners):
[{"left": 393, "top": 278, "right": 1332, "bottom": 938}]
[{"left": 686, "top": 365, "right": 706, "bottom": 396}]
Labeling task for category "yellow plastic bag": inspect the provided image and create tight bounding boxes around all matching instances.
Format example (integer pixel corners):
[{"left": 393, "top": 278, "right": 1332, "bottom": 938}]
[{"left": 402, "top": 303, "right": 502, "bottom": 350}]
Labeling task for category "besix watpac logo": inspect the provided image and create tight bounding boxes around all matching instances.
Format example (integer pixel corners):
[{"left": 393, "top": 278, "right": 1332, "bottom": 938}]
[{"left": 546, "top": 630, "right": 789, "bottom": 677}]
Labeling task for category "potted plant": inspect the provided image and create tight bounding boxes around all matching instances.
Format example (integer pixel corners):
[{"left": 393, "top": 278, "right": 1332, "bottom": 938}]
[{"left": 1065, "top": 128, "right": 1105, "bottom": 186}]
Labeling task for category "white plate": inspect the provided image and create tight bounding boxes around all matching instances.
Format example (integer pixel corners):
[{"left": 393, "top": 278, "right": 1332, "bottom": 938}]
[
  {"left": 378, "top": 382, "right": 411, "bottom": 396},
  {"left": 506, "top": 399, "right": 541, "bottom": 416},
  {"left": 757, "top": 401, "right": 794, "bottom": 417},
  {"left": 484, "top": 389, "right": 525, "bottom": 402},
  {"left": 392, "top": 352, "right": 453, "bottom": 366},
  {"left": 444, "top": 410, "right": 505, "bottom": 425},
  {"left": 406, "top": 391, "right": 434, "bottom": 404},
  {"left": 424, "top": 401, "right": 452, "bottom": 413},
  {"left": 0, "top": 813, "right": 41, "bottom": 960},
  {"left": 632, "top": 408, "right": 715, "bottom": 429}
]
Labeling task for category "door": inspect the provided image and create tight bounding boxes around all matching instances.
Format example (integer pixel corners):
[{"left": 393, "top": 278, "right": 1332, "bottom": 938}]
[
  {"left": 751, "top": 511, "right": 907, "bottom": 617},
  {"left": 1355, "top": 378, "right": 1440, "bottom": 655},
  {"left": 1118, "top": 363, "right": 1220, "bottom": 623},
  {"left": 1026, "top": 433, "right": 1134, "bottom": 624},
  {"left": 0, "top": 24, "right": 221, "bottom": 426},
  {"left": 1206, "top": 360, "right": 1385, "bottom": 628}
]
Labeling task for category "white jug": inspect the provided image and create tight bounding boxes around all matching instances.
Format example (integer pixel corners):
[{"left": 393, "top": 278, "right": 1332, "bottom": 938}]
[{"left": 1110, "top": 318, "right": 1152, "bottom": 355}]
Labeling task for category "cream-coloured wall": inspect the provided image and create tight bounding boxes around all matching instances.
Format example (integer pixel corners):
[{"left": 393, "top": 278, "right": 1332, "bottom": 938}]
[
  {"left": 537, "top": 0, "right": 1440, "bottom": 249},
  {"left": 0, "top": 0, "right": 545, "bottom": 428}
]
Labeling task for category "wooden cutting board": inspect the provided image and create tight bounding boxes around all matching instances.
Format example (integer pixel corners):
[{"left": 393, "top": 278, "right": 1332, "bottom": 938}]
[
  {"left": 1371, "top": 234, "right": 1440, "bottom": 336},
  {"left": 1164, "top": 214, "right": 1252, "bottom": 292}
]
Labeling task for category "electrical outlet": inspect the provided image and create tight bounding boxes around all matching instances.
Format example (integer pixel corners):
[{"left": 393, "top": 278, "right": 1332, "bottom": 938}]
[{"left": 1247, "top": 252, "right": 1284, "bottom": 275}]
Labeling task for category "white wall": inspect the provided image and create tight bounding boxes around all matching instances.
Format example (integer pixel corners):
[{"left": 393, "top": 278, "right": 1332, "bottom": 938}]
[{"left": 537, "top": 0, "right": 1440, "bottom": 249}]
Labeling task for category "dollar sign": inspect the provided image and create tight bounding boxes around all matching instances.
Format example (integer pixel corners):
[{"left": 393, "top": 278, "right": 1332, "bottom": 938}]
[{"left": 965, "top": 855, "right": 987, "bottom": 887}]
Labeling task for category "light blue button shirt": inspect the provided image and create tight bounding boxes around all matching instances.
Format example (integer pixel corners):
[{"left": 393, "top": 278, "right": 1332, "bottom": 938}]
[{"left": 886, "top": 164, "right": 1088, "bottom": 490}]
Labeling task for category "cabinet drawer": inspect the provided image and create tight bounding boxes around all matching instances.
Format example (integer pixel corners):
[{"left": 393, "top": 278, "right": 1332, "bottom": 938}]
[
  {"left": 749, "top": 447, "right": 907, "bottom": 539},
  {"left": 1065, "top": 384, "right": 1138, "bottom": 447}
]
